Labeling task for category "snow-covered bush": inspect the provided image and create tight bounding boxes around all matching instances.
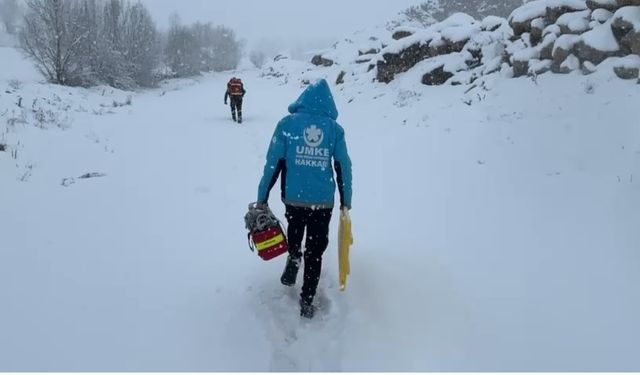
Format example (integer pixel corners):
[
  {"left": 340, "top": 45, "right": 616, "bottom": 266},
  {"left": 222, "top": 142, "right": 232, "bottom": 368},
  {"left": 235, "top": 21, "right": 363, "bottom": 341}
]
[{"left": 250, "top": 50, "right": 267, "bottom": 68}]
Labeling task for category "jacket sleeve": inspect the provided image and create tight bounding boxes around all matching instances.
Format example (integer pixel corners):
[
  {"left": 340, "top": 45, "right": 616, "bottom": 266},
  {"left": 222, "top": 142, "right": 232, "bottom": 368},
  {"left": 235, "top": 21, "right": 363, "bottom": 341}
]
[
  {"left": 257, "top": 120, "right": 287, "bottom": 204},
  {"left": 224, "top": 90, "right": 229, "bottom": 102},
  {"left": 333, "top": 125, "right": 352, "bottom": 209}
]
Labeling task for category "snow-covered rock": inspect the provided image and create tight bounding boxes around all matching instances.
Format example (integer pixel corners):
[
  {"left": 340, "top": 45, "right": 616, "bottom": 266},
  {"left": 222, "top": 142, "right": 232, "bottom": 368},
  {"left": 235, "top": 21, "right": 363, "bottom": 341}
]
[
  {"left": 441, "top": 23, "right": 483, "bottom": 44},
  {"left": 529, "top": 58, "right": 554, "bottom": 74},
  {"left": 582, "top": 19, "right": 621, "bottom": 50},
  {"left": 376, "top": 13, "right": 483, "bottom": 84},
  {"left": 570, "top": 19, "right": 622, "bottom": 64},
  {"left": 540, "top": 33, "right": 560, "bottom": 59},
  {"left": 482, "top": 15, "right": 508, "bottom": 31},
  {"left": 377, "top": 42, "right": 432, "bottom": 83},
  {"left": 531, "top": 17, "right": 548, "bottom": 44},
  {"left": 617, "top": 0, "right": 640, "bottom": 7},
  {"left": 392, "top": 29, "right": 415, "bottom": 40},
  {"left": 305, "top": 0, "right": 640, "bottom": 86},
  {"left": 510, "top": 0, "right": 588, "bottom": 23},
  {"left": 513, "top": 46, "right": 542, "bottom": 62},
  {"left": 612, "top": 5, "right": 640, "bottom": 28},
  {"left": 503, "top": 0, "right": 639, "bottom": 77},
  {"left": 559, "top": 53, "right": 582, "bottom": 71},
  {"left": 610, "top": 6, "right": 640, "bottom": 52},
  {"left": 544, "top": 23, "right": 563, "bottom": 36},
  {"left": 511, "top": 46, "right": 543, "bottom": 76},
  {"left": 509, "top": 0, "right": 589, "bottom": 36},
  {"left": 582, "top": 59, "right": 599, "bottom": 72},
  {"left": 592, "top": 8, "right": 615, "bottom": 22},
  {"left": 620, "top": 30, "right": 640, "bottom": 53},
  {"left": 311, "top": 55, "right": 334, "bottom": 67},
  {"left": 613, "top": 53, "right": 640, "bottom": 77},
  {"left": 551, "top": 34, "right": 572, "bottom": 52},
  {"left": 586, "top": 0, "right": 618, "bottom": 11},
  {"left": 611, "top": 6, "right": 640, "bottom": 39},
  {"left": 552, "top": 34, "right": 583, "bottom": 70},
  {"left": 421, "top": 64, "right": 454, "bottom": 85},
  {"left": 556, "top": 10, "right": 593, "bottom": 33}
]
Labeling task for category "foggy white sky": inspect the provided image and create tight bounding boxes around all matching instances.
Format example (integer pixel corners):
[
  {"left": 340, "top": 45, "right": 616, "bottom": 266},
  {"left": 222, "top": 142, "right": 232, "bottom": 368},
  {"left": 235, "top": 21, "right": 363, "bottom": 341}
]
[{"left": 140, "top": 0, "right": 421, "bottom": 53}]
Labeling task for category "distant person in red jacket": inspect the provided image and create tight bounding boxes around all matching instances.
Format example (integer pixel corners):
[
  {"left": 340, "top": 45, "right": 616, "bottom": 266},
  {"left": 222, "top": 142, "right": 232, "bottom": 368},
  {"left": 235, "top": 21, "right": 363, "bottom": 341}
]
[{"left": 224, "top": 77, "right": 246, "bottom": 123}]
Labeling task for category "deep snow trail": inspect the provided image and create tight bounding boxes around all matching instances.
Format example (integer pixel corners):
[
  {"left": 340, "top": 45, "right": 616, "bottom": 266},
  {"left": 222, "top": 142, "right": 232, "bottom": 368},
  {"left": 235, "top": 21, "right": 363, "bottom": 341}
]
[
  {"left": 0, "top": 73, "right": 284, "bottom": 370},
  {"left": 1, "top": 69, "right": 639, "bottom": 371},
  {"left": 0, "top": 72, "right": 356, "bottom": 371}
]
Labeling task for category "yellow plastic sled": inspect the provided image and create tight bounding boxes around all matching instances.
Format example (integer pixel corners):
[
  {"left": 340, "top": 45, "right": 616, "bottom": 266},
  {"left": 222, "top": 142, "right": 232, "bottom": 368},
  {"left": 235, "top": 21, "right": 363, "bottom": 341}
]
[{"left": 338, "top": 209, "right": 353, "bottom": 292}]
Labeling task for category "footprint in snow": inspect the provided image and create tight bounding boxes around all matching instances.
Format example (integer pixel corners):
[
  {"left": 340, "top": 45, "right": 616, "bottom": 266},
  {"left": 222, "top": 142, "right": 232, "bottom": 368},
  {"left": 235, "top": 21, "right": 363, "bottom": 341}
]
[{"left": 253, "top": 277, "right": 346, "bottom": 372}]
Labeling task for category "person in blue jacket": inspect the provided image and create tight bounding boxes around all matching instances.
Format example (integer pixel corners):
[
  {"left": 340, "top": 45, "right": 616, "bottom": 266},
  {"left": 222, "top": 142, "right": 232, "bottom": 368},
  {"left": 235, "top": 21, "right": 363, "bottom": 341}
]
[{"left": 257, "top": 79, "right": 352, "bottom": 319}]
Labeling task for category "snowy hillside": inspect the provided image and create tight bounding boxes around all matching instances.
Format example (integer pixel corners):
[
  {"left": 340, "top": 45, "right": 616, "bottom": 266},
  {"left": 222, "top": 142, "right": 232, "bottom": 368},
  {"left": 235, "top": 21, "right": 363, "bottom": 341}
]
[
  {"left": 308, "top": 0, "right": 640, "bottom": 88},
  {"left": 0, "top": 46, "right": 138, "bottom": 183},
  {"left": 2, "top": 5, "right": 640, "bottom": 371}
]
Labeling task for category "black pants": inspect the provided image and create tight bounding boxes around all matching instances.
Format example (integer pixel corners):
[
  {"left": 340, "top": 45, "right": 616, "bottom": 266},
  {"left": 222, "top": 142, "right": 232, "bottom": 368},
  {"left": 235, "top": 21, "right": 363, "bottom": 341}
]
[
  {"left": 285, "top": 205, "right": 333, "bottom": 303},
  {"left": 229, "top": 96, "right": 243, "bottom": 121}
]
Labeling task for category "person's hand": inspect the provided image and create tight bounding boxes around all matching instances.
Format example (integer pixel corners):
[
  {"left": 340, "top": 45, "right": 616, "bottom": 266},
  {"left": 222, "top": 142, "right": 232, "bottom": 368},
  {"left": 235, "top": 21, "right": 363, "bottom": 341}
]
[
  {"left": 256, "top": 202, "right": 268, "bottom": 210},
  {"left": 224, "top": 101, "right": 227, "bottom": 105}
]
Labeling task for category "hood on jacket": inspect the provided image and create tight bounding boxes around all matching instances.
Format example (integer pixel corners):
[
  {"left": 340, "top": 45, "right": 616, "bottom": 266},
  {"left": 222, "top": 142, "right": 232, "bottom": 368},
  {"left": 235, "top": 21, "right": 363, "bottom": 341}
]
[{"left": 288, "top": 79, "right": 338, "bottom": 120}]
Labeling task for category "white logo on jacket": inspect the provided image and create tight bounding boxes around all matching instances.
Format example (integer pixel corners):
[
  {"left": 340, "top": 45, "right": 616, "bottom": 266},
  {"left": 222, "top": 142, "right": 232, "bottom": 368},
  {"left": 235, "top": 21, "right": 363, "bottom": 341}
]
[
  {"left": 297, "top": 125, "right": 330, "bottom": 170},
  {"left": 304, "top": 125, "right": 324, "bottom": 147}
]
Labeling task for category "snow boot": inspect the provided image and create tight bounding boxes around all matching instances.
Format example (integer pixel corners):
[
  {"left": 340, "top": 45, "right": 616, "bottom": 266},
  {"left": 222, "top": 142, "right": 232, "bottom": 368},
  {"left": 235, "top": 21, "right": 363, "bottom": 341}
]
[
  {"left": 280, "top": 256, "right": 300, "bottom": 286},
  {"left": 300, "top": 299, "right": 315, "bottom": 319}
]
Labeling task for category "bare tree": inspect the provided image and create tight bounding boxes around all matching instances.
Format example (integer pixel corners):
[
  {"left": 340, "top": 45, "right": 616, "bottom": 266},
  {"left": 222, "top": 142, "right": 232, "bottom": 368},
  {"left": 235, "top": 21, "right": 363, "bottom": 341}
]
[
  {"left": 20, "top": 0, "right": 241, "bottom": 87},
  {"left": 164, "top": 15, "right": 243, "bottom": 78},
  {"left": 190, "top": 21, "right": 217, "bottom": 72},
  {"left": 121, "top": 2, "right": 159, "bottom": 87},
  {"left": 165, "top": 14, "right": 200, "bottom": 77},
  {"left": 192, "top": 23, "right": 242, "bottom": 71},
  {"left": 400, "top": 0, "right": 440, "bottom": 27},
  {"left": 19, "top": 0, "right": 161, "bottom": 88},
  {"left": 207, "top": 25, "right": 242, "bottom": 71},
  {"left": 0, "top": 0, "right": 21, "bottom": 34},
  {"left": 73, "top": 0, "right": 100, "bottom": 85},
  {"left": 20, "top": 0, "right": 87, "bottom": 85},
  {"left": 95, "top": 0, "right": 133, "bottom": 88}
]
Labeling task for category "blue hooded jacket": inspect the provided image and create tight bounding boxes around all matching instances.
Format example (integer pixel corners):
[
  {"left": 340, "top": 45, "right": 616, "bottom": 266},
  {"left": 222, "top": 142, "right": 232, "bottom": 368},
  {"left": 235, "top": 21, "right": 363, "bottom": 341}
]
[{"left": 257, "top": 79, "right": 352, "bottom": 209}]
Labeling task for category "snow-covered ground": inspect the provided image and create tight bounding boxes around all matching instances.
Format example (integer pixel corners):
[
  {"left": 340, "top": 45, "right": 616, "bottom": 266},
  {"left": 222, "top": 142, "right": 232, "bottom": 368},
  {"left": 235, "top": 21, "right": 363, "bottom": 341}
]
[{"left": 1, "top": 46, "right": 639, "bottom": 371}]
